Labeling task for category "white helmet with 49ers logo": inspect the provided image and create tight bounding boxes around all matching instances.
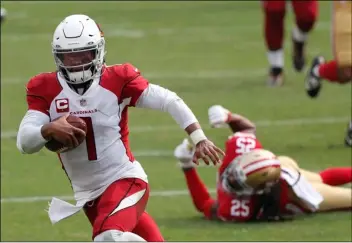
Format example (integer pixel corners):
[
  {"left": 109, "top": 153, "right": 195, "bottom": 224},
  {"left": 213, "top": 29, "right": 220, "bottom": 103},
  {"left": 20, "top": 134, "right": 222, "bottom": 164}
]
[
  {"left": 52, "top": 14, "right": 106, "bottom": 84},
  {"left": 222, "top": 149, "right": 281, "bottom": 196}
]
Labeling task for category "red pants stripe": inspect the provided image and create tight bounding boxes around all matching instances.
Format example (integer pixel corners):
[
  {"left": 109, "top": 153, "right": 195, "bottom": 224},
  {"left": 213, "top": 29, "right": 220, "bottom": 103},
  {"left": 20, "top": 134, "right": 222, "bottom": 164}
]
[{"left": 83, "top": 178, "right": 164, "bottom": 241}]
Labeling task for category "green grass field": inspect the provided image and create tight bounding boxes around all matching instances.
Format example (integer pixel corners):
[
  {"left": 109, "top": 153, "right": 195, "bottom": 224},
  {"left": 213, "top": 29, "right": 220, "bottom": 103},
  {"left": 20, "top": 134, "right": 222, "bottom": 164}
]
[{"left": 1, "top": 1, "right": 351, "bottom": 241}]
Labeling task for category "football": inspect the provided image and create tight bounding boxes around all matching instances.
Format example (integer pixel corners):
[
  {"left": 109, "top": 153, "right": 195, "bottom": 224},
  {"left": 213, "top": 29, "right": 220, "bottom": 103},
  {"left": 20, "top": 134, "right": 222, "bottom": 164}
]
[{"left": 45, "top": 115, "right": 87, "bottom": 153}]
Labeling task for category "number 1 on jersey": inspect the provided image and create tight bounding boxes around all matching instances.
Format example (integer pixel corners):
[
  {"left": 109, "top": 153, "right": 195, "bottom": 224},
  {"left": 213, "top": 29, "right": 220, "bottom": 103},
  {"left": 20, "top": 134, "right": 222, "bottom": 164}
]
[{"left": 79, "top": 117, "right": 97, "bottom": 161}]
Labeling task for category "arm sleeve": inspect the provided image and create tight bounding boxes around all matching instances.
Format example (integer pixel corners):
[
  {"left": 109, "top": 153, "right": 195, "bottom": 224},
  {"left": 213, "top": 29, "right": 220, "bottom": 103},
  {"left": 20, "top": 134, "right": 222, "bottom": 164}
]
[
  {"left": 135, "top": 84, "right": 198, "bottom": 129},
  {"left": 16, "top": 110, "right": 50, "bottom": 154}
]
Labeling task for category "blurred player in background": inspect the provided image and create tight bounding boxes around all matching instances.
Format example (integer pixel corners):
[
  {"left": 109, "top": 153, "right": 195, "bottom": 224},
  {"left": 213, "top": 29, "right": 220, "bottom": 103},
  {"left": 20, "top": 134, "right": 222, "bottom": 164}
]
[
  {"left": 174, "top": 105, "right": 352, "bottom": 222},
  {"left": 16, "top": 14, "right": 224, "bottom": 242},
  {"left": 1, "top": 7, "right": 6, "bottom": 23},
  {"left": 305, "top": 1, "right": 352, "bottom": 147},
  {"left": 262, "top": 0, "right": 318, "bottom": 86}
]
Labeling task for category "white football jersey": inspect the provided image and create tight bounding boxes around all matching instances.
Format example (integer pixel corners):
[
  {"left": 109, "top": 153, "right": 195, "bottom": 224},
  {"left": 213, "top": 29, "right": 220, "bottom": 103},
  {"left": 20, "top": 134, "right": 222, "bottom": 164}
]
[
  {"left": 25, "top": 64, "right": 149, "bottom": 202},
  {"left": 20, "top": 62, "right": 200, "bottom": 223}
]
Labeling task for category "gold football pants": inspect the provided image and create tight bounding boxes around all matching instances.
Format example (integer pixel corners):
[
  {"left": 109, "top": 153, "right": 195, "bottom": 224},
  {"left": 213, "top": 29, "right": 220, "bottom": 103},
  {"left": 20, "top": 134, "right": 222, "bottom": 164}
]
[
  {"left": 278, "top": 156, "right": 351, "bottom": 212},
  {"left": 332, "top": 1, "right": 352, "bottom": 67}
]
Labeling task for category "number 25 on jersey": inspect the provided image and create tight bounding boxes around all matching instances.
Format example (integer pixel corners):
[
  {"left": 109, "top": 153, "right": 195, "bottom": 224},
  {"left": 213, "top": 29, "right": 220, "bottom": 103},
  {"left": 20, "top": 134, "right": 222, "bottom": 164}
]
[
  {"left": 235, "top": 137, "right": 256, "bottom": 154},
  {"left": 230, "top": 199, "right": 250, "bottom": 217}
]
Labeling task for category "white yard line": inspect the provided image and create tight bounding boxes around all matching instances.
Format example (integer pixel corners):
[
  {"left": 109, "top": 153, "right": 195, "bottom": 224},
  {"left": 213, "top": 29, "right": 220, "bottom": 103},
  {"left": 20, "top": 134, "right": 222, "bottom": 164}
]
[
  {"left": 3, "top": 180, "right": 351, "bottom": 204},
  {"left": 0, "top": 16, "right": 330, "bottom": 42},
  {"left": 0, "top": 68, "right": 267, "bottom": 85},
  {"left": 2, "top": 116, "right": 349, "bottom": 140},
  {"left": 134, "top": 150, "right": 173, "bottom": 157},
  {"left": 2, "top": 180, "right": 351, "bottom": 204},
  {"left": 0, "top": 189, "right": 216, "bottom": 203}
]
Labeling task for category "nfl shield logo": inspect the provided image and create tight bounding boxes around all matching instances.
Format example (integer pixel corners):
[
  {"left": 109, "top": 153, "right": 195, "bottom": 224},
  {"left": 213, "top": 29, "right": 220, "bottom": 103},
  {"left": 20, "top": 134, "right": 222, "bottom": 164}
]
[{"left": 80, "top": 99, "right": 87, "bottom": 107}]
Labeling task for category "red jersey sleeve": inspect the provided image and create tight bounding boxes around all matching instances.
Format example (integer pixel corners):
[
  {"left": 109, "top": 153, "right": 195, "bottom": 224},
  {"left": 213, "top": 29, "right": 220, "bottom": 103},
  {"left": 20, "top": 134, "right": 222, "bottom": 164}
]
[
  {"left": 25, "top": 75, "right": 50, "bottom": 116},
  {"left": 115, "top": 63, "right": 149, "bottom": 106}
]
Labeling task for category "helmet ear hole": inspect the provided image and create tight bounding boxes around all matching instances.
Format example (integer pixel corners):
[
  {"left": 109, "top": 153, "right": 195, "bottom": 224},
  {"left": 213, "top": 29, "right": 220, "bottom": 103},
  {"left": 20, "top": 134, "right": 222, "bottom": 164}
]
[
  {"left": 227, "top": 174, "right": 244, "bottom": 192},
  {"left": 262, "top": 171, "right": 269, "bottom": 176}
]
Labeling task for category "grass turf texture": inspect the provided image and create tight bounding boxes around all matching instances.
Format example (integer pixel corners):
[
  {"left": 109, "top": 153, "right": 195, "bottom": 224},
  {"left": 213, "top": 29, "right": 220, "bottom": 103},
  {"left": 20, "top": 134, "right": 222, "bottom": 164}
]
[{"left": 1, "top": 1, "right": 351, "bottom": 241}]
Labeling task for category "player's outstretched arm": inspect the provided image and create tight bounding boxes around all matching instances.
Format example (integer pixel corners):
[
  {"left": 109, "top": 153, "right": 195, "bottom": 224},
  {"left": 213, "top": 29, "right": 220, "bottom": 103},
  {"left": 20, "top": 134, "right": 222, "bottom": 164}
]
[
  {"left": 184, "top": 122, "right": 224, "bottom": 165},
  {"left": 174, "top": 139, "right": 219, "bottom": 220},
  {"left": 135, "top": 83, "right": 224, "bottom": 165},
  {"left": 117, "top": 63, "right": 224, "bottom": 165},
  {"left": 227, "top": 113, "right": 256, "bottom": 134},
  {"left": 208, "top": 105, "right": 256, "bottom": 134}
]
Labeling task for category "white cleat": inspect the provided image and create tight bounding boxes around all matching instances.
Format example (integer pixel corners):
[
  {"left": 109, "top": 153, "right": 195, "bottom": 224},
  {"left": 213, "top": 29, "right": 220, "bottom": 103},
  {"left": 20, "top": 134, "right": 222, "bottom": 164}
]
[
  {"left": 305, "top": 56, "right": 325, "bottom": 98},
  {"left": 344, "top": 121, "right": 352, "bottom": 147}
]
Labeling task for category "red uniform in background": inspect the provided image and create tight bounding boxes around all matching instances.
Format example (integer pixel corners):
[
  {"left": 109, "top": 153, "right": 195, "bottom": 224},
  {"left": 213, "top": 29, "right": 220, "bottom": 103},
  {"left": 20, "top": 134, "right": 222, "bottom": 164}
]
[{"left": 262, "top": 0, "right": 318, "bottom": 86}]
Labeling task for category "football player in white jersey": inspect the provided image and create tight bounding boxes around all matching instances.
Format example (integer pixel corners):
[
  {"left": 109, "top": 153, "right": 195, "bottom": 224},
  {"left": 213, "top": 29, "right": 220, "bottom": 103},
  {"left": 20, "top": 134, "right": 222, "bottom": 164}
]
[
  {"left": 16, "top": 14, "right": 224, "bottom": 242},
  {"left": 174, "top": 105, "right": 351, "bottom": 222}
]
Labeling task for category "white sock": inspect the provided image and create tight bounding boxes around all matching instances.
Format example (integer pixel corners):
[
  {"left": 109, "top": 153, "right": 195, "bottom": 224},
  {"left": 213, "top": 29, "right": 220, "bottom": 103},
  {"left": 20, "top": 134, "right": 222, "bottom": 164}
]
[
  {"left": 292, "top": 26, "right": 308, "bottom": 43},
  {"left": 267, "top": 49, "right": 284, "bottom": 68},
  {"left": 313, "top": 66, "right": 320, "bottom": 77},
  {"left": 94, "top": 230, "right": 146, "bottom": 242}
]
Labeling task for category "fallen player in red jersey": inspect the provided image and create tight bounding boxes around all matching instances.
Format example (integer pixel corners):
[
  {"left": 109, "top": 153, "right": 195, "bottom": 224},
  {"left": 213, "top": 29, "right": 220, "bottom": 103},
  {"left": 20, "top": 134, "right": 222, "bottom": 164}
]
[{"left": 174, "top": 105, "right": 352, "bottom": 222}]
